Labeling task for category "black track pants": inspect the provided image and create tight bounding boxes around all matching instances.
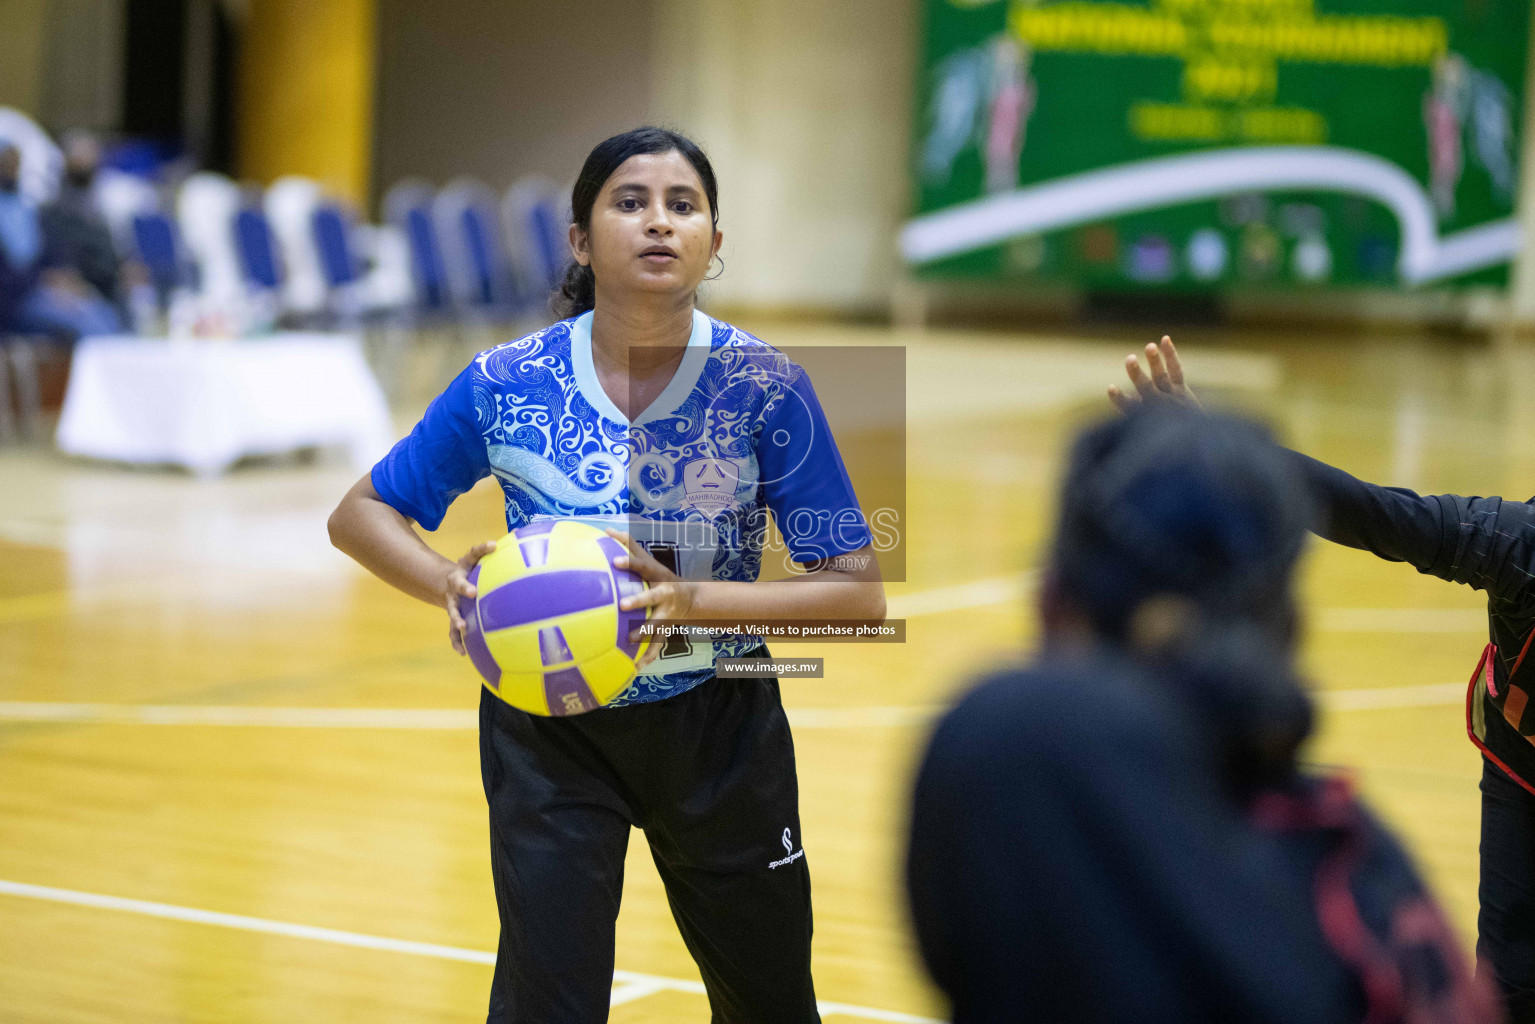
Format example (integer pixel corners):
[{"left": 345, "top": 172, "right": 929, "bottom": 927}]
[
  {"left": 1479, "top": 758, "right": 1535, "bottom": 1023},
  {"left": 479, "top": 656, "right": 820, "bottom": 1024}
]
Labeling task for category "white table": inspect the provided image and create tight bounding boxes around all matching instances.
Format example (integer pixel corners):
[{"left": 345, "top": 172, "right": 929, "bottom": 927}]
[{"left": 56, "top": 333, "right": 394, "bottom": 476}]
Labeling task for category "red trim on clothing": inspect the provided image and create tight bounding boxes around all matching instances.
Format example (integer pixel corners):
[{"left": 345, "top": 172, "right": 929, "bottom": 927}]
[
  {"left": 1314, "top": 834, "right": 1406, "bottom": 1024},
  {"left": 1251, "top": 775, "right": 1500, "bottom": 1023},
  {"left": 1464, "top": 643, "right": 1535, "bottom": 799},
  {"left": 1252, "top": 777, "right": 1404, "bottom": 1023}
]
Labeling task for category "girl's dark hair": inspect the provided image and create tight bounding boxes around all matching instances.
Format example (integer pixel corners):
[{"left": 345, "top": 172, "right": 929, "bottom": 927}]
[
  {"left": 1051, "top": 409, "right": 1316, "bottom": 791},
  {"left": 554, "top": 126, "right": 720, "bottom": 318}
]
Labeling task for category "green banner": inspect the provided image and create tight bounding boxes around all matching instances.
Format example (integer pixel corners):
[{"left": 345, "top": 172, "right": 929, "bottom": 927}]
[{"left": 904, "top": 0, "right": 1530, "bottom": 290}]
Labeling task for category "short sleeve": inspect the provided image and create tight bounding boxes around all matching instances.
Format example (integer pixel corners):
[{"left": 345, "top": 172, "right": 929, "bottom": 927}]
[
  {"left": 370, "top": 363, "right": 490, "bottom": 531},
  {"left": 759, "top": 366, "right": 872, "bottom": 562}
]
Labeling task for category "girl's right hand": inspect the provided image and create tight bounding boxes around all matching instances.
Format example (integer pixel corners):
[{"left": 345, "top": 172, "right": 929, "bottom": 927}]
[{"left": 445, "top": 540, "right": 497, "bottom": 655}]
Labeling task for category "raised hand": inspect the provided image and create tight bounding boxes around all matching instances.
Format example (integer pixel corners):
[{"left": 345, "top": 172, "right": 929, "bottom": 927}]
[
  {"left": 605, "top": 529, "right": 698, "bottom": 670},
  {"left": 1107, "top": 335, "right": 1202, "bottom": 414},
  {"left": 445, "top": 540, "right": 497, "bottom": 655}
]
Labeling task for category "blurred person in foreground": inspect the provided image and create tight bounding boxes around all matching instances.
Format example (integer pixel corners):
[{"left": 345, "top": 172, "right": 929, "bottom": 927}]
[
  {"left": 1112, "top": 338, "right": 1535, "bottom": 1023},
  {"left": 0, "top": 140, "right": 120, "bottom": 341},
  {"left": 905, "top": 408, "right": 1499, "bottom": 1024}
]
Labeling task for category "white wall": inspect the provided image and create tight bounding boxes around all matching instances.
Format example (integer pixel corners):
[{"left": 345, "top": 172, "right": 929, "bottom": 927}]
[{"left": 650, "top": 0, "right": 914, "bottom": 311}]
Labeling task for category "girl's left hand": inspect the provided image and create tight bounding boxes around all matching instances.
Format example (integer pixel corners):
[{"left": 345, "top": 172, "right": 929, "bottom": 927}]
[
  {"left": 1108, "top": 335, "right": 1202, "bottom": 414},
  {"left": 605, "top": 529, "right": 698, "bottom": 669}
]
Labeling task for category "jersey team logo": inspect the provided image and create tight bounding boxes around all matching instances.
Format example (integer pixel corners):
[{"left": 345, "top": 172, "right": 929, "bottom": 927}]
[{"left": 681, "top": 458, "right": 745, "bottom": 519}]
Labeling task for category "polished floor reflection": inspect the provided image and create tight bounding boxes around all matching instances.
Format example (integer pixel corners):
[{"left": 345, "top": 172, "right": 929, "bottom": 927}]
[{"left": 1, "top": 323, "right": 1526, "bottom": 1022}]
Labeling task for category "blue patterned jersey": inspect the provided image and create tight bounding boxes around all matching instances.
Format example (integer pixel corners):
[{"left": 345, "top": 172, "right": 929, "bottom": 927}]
[{"left": 371, "top": 309, "right": 872, "bottom": 705}]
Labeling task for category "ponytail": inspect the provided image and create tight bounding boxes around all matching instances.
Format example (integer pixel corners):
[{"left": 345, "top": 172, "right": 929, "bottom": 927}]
[
  {"left": 554, "top": 261, "right": 596, "bottom": 318},
  {"left": 1128, "top": 598, "right": 1313, "bottom": 792}
]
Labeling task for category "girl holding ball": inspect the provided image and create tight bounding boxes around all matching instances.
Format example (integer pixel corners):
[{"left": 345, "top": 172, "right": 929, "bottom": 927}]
[{"left": 329, "top": 127, "right": 883, "bottom": 1022}]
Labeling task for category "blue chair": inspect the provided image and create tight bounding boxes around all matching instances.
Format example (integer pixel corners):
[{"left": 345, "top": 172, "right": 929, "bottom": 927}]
[
  {"left": 381, "top": 179, "right": 473, "bottom": 397},
  {"left": 311, "top": 202, "right": 412, "bottom": 321},
  {"left": 312, "top": 204, "right": 360, "bottom": 291},
  {"left": 176, "top": 172, "right": 248, "bottom": 319},
  {"left": 384, "top": 180, "right": 451, "bottom": 317},
  {"left": 435, "top": 178, "right": 519, "bottom": 322},
  {"left": 310, "top": 202, "right": 366, "bottom": 329},
  {"left": 308, "top": 199, "right": 415, "bottom": 400},
  {"left": 501, "top": 178, "right": 569, "bottom": 309},
  {"left": 460, "top": 203, "right": 502, "bottom": 306},
  {"left": 234, "top": 207, "right": 282, "bottom": 292},
  {"left": 131, "top": 211, "right": 190, "bottom": 296},
  {"left": 528, "top": 197, "right": 566, "bottom": 291},
  {"left": 404, "top": 205, "right": 448, "bottom": 311}
]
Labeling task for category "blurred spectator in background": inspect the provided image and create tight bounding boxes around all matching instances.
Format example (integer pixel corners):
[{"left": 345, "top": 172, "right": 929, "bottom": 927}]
[
  {"left": 0, "top": 140, "right": 121, "bottom": 341},
  {"left": 40, "top": 132, "right": 132, "bottom": 314}
]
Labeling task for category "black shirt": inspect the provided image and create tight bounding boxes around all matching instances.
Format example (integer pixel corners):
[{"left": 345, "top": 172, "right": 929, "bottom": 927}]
[
  {"left": 1290, "top": 451, "right": 1535, "bottom": 790},
  {"left": 906, "top": 651, "right": 1374, "bottom": 1024}
]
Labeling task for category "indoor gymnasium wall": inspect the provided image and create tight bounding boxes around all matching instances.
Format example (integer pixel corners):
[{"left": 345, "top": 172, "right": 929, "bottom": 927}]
[
  {"left": 365, "top": 0, "right": 911, "bottom": 313},
  {"left": 649, "top": 0, "right": 915, "bottom": 313},
  {"left": 35, "top": 0, "right": 125, "bottom": 133},
  {"left": 0, "top": 0, "right": 49, "bottom": 116},
  {"left": 370, "top": 0, "right": 655, "bottom": 213},
  {"left": 244, "top": 0, "right": 1535, "bottom": 322}
]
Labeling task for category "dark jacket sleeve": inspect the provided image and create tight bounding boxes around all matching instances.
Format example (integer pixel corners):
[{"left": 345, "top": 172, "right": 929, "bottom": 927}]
[{"left": 1288, "top": 450, "right": 1535, "bottom": 611}]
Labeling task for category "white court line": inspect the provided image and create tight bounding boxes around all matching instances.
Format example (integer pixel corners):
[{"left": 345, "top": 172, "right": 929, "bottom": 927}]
[
  {"left": 0, "top": 703, "right": 479, "bottom": 728},
  {"left": 1313, "top": 607, "right": 1487, "bottom": 633},
  {"left": 0, "top": 568, "right": 1491, "bottom": 731},
  {"left": 889, "top": 574, "right": 1488, "bottom": 636},
  {"left": 1319, "top": 683, "right": 1467, "bottom": 711},
  {"left": 609, "top": 977, "right": 674, "bottom": 1006},
  {"left": 0, "top": 576, "right": 1035, "bottom": 732},
  {"left": 0, "top": 878, "right": 944, "bottom": 1023},
  {"left": 0, "top": 701, "right": 938, "bottom": 730},
  {"left": 0, "top": 683, "right": 1473, "bottom": 731},
  {"left": 885, "top": 573, "right": 1035, "bottom": 618},
  {"left": 788, "top": 706, "right": 939, "bottom": 728}
]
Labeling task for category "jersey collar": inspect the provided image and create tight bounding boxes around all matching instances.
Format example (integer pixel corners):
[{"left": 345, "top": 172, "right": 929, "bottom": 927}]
[{"left": 569, "top": 308, "right": 714, "bottom": 427}]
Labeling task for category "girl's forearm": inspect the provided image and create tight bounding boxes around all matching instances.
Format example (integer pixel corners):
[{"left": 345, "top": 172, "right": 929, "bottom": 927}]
[
  {"left": 687, "top": 575, "right": 885, "bottom": 627},
  {"left": 328, "top": 479, "right": 457, "bottom": 606}
]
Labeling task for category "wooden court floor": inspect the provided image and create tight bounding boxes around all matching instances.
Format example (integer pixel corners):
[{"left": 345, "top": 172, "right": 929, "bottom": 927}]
[{"left": 1, "top": 323, "right": 1530, "bottom": 1022}]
